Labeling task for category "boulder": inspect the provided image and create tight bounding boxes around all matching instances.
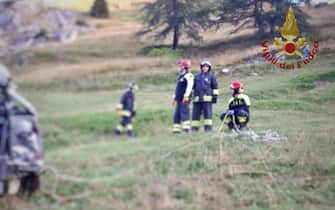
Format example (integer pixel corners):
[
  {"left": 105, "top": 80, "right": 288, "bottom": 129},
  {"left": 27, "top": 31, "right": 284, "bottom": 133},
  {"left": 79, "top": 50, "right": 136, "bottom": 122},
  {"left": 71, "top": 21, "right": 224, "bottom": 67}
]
[{"left": 0, "top": 1, "right": 93, "bottom": 61}]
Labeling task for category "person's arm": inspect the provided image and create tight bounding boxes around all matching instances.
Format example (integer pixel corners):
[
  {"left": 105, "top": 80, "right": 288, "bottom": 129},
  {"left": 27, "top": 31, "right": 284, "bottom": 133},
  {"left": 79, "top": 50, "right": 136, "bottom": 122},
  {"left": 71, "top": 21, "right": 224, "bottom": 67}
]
[
  {"left": 130, "top": 95, "right": 136, "bottom": 117},
  {"left": 240, "top": 94, "right": 251, "bottom": 106},
  {"left": 124, "top": 92, "right": 132, "bottom": 111},
  {"left": 211, "top": 74, "right": 219, "bottom": 103},
  {"left": 240, "top": 94, "right": 250, "bottom": 112},
  {"left": 118, "top": 92, "right": 132, "bottom": 117},
  {"left": 227, "top": 97, "right": 234, "bottom": 110},
  {"left": 183, "top": 72, "right": 194, "bottom": 99}
]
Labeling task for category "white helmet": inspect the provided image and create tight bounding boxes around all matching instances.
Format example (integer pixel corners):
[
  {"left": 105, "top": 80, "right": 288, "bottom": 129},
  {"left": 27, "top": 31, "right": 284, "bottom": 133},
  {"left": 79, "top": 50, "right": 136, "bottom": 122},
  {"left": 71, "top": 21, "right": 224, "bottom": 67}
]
[
  {"left": 128, "top": 82, "right": 139, "bottom": 90},
  {"left": 200, "top": 60, "right": 212, "bottom": 71}
]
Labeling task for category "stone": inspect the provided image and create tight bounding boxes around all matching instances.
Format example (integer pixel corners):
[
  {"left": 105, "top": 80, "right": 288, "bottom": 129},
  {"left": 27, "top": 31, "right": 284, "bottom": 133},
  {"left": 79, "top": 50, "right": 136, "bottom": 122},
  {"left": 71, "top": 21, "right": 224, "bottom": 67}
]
[{"left": 221, "top": 68, "right": 230, "bottom": 74}]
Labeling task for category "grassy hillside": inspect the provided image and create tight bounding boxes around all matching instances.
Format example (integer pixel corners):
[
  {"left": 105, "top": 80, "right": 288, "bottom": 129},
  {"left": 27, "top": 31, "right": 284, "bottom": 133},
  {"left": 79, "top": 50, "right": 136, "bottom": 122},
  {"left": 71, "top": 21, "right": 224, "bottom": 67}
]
[
  {"left": 1, "top": 53, "right": 333, "bottom": 210},
  {"left": 1, "top": 2, "right": 335, "bottom": 210}
]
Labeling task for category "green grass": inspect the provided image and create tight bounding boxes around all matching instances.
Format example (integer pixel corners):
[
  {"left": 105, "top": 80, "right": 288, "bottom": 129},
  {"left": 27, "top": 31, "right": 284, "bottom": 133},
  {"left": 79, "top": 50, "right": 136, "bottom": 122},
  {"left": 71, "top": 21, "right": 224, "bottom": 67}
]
[
  {"left": 139, "top": 46, "right": 185, "bottom": 58},
  {"left": 289, "top": 70, "right": 335, "bottom": 90},
  {"left": 2, "top": 52, "right": 335, "bottom": 210},
  {"left": 20, "top": 70, "right": 177, "bottom": 92}
]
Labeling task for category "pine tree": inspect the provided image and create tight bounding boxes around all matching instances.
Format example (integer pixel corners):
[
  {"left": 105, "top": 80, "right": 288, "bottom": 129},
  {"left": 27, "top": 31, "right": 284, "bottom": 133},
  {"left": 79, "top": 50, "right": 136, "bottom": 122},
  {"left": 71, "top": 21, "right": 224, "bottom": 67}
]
[
  {"left": 138, "top": 0, "right": 212, "bottom": 50},
  {"left": 213, "top": 0, "right": 311, "bottom": 37}
]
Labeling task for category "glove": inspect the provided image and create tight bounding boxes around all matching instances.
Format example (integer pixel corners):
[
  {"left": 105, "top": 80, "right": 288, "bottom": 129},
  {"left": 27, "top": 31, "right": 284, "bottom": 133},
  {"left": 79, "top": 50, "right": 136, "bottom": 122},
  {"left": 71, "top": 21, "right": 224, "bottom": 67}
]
[
  {"left": 182, "top": 97, "right": 190, "bottom": 104},
  {"left": 212, "top": 96, "right": 217, "bottom": 104},
  {"left": 132, "top": 111, "right": 136, "bottom": 117},
  {"left": 220, "top": 113, "right": 225, "bottom": 121},
  {"left": 172, "top": 100, "right": 176, "bottom": 106},
  {"left": 237, "top": 109, "right": 249, "bottom": 117}
]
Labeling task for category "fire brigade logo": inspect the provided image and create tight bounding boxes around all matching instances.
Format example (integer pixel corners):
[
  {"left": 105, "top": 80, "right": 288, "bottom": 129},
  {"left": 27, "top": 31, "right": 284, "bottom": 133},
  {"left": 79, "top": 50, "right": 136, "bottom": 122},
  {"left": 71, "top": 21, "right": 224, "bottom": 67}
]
[{"left": 261, "top": 6, "right": 319, "bottom": 70}]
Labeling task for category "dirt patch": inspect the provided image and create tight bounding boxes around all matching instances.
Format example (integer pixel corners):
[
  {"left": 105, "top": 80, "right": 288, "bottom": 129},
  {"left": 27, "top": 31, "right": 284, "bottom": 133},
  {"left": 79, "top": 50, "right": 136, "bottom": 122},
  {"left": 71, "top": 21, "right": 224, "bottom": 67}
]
[{"left": 14, "top": 56, "right": 171, "bottom": 83}]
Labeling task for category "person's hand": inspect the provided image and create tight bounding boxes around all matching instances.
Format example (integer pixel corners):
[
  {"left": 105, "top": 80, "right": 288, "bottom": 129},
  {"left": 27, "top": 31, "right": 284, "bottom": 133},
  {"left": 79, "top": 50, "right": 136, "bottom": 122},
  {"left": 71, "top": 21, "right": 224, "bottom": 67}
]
[
  {"left": 182, "top": 97, "right": 190, "bottom": 104},
  {"left": 115, "top": 108, "right": 121, "bottom": 116},
  {"left": 172, "top": 100, "right": 177, "bottom": 106},
  {"left": 212, "top": 96, "right": 217, "bottom": 104},
  {"left": 220, "top": 113, "right": 225, "bottom": 121}
]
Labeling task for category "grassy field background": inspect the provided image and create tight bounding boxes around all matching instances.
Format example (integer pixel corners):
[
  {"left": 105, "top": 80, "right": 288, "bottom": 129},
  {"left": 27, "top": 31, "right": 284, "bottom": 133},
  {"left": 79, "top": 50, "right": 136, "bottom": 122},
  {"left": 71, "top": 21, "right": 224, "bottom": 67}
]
[
  {"left": 0, "top": 1, "right": 335, "bottom": 210},
  {"left": 14, "top": 53, "right": 335, "bottom": 210}
]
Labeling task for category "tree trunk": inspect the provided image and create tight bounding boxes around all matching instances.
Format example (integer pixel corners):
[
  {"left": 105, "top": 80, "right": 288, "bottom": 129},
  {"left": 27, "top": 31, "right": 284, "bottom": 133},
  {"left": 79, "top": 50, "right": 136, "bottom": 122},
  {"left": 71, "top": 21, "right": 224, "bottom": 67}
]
[
  {"left": 171, "top": 0, "right": 179, "bottom": 50},
  {"left": 90, "top": 0, "right": 109, "bottom": 18},
  {"left": 254, "top": 0, "right": 264, "bottom": 34},
  {"left": 172, "top": 24, "right": 180, "bottom": 50}
]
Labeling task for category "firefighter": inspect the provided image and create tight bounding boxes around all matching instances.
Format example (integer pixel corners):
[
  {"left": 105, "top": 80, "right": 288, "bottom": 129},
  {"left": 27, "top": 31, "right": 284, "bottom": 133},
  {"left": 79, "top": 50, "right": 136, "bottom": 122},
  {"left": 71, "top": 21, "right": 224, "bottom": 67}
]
[
  {"left": 191, "top": 61, "right": 219, "bottom": 132},
  {"left": 220, "top": 81, "right": 250, "bottom": 130},
  {"left": 172, "top": 59, "right": 194, "bottom": 133},
  {"left": 114, "top": 83, "right": 138, "bottom": 137}
]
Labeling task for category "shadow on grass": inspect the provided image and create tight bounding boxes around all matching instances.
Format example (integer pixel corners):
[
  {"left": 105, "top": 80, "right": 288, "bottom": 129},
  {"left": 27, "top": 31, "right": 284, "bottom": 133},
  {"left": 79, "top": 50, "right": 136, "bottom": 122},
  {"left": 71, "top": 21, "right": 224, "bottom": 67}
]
[{"left": 139, "top": 32, "right": 271, "bottom": 59}]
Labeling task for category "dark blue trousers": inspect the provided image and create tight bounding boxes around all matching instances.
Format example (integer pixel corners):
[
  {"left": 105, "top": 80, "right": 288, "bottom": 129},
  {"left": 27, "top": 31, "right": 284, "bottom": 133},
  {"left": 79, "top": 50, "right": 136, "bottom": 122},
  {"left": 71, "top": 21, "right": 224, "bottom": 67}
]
[
  {"left": 173, "top": 101, "right": 190, "bottom": 133},
  {"left": 116, "top": 116, "right": 133, "bottom": 135},
  {"left": 192, "top": 102, "right": 213, "bottom": 131},
  {"left": 220, "top": 109, "right": 249, "bottom": 130}
]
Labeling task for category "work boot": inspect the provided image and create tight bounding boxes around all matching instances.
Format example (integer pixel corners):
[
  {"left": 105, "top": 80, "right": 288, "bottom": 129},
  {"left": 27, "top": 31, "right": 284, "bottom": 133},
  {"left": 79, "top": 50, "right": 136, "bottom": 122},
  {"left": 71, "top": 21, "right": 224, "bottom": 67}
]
[
  {"left": 239, "top": 123, "right": 248, "bottom": 131},
  {"left": 204, "top": 125, "right": 212, "bottom": 132},
  {"left": 228, "top": 123, "right": 235, "bottom": 130},
  {"left": 191, "top": 127, "right": 199, "bottom": 132},
  {"left": 114, "top": 130, "right": 122, "bottom": 135},
  {"left": 127, "top": 130, "right": 135, "bottom": 137}
]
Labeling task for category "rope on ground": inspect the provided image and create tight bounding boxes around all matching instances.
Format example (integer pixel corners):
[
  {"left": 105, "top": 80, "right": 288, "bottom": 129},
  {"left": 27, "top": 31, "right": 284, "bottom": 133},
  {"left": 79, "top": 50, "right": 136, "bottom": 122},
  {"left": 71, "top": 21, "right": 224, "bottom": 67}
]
[{"left": 213, "top": 112, "right": 288, "bottom": 142}]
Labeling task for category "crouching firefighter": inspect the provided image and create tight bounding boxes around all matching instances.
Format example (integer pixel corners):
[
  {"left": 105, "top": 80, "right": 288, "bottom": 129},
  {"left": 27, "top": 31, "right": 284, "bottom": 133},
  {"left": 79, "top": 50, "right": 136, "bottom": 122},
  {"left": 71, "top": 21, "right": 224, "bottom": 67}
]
[
  {"left": 220, "top": 81, "right": 250, "bottom": 130},
  {"left": 191, "top": 61, "right": 219, "bottom": 132},
  {"left": 114, "top": 83, "right": 138, "bottom": 137},
  {"left": 172, "top": 59, "right": 194, "bottom": 133}
]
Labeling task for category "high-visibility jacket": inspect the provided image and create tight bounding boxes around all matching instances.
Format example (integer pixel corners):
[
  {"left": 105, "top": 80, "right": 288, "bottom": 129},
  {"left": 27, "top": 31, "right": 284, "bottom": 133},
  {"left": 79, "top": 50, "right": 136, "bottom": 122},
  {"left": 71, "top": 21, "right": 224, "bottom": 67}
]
[
  {"left": 174, "top": 71, "right": 194, "bottom": 102},
  {"left": 193, "top": 71, "right": 219, "bottom": 103},
  {"left": 228, "top": 94, "right": 250, "bottom": 112},
  {"left": 116, "top": 90, "right": 135, "bottom": 117}
]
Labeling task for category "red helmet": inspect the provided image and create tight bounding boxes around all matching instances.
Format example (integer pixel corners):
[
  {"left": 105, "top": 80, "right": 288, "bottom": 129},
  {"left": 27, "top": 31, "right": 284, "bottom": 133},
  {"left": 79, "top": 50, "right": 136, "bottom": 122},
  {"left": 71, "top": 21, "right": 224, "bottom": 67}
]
[
  {"left": 178, "top": 59, "right": 191, "bottom": 70},
  {"left": 230, "top": 81, "right": 244, "bottom": 94}
]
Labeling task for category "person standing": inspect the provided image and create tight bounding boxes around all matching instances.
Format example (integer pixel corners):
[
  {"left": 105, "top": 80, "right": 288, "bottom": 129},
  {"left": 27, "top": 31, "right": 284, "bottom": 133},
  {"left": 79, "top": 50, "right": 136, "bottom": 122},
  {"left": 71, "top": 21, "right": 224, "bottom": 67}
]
[
  {"left": 191, "top": 61, "right": 219, "bottom": 132},
  {"left": 172, "top": 59, "right": 194, "bottom": 133},
  {"left": 114, "top": 83, "right": 138, "bottom": 137}
]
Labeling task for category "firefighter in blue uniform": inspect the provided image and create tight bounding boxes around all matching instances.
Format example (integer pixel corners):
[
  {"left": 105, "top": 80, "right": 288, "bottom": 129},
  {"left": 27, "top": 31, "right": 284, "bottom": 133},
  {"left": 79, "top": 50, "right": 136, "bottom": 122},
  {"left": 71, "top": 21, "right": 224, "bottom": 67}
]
[
  {"left": 191, "top": 61, "right": 219, "bottom": 132},
  {"left": 220, "top": 81, "right": 250, "bottom": 130},
  {"left": 114, "top": 83, "right": 138, "bottom": 137},
  {"left": 172, "top": 59, "right": 194, "bottom": 133}
]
